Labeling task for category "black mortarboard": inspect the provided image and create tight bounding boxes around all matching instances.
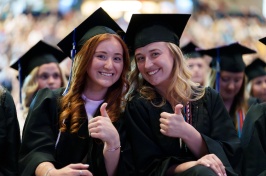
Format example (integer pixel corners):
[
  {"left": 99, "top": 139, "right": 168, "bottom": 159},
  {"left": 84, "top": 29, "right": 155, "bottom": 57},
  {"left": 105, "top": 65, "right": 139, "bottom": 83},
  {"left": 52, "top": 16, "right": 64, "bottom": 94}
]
[
  {"left": 124, "top": 13, "right": 191, "bottom": 53},
  {"left": 10, "top": 40, "right": 66, "bottom": 84},
  {"left": 57, "top": 7, "right": 125, "bottom": 58},
  {"left": 10, "top": 40, "right": 67, "bottom": 103},
  {"left": 198, "top": 42, "right": 256, "bottom": 72},
  {"left": 245, "top": 58, "right": 266, "bottom": 82},
  {"left": 259, "top": 37, "right": 266, "bottom": 45},
  {"left": 181, "top": 42, "right": 202, "bottom": 58}
]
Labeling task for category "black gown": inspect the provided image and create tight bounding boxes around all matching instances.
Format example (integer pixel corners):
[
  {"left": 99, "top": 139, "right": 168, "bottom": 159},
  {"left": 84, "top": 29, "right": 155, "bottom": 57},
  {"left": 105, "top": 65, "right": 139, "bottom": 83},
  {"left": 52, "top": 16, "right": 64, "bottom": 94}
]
[
  {"left": 0, "top": 88, "right": 21, "bottom": 176},
  {"left": 19, "top": 87, "right": 133, "bottom": 176},
  {"left": 240, "top": 102, "right": 266, "bottom": 176},
  {"left": 124, "top": 87, "right": 241, "bottom": 176}
]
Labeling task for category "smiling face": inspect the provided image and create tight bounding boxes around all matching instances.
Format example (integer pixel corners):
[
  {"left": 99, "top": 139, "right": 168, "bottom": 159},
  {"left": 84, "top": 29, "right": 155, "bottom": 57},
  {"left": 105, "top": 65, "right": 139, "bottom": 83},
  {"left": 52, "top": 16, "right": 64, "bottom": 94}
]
[
  {"left": 135, "top": 42, "right": 174, "bottom": 92},
  {"left": 86, "top": 37, "right": 124, "bottom": 93}
]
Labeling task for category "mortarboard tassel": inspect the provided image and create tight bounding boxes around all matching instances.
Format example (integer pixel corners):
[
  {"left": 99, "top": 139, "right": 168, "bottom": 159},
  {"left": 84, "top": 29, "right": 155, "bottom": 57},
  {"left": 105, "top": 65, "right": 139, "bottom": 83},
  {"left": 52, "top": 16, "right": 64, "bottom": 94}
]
[
  {"left": 62, "top": 28, "right": 76, "bottom": 96},
  {"left": 215, "top": 48, "right": 220, "bottom": 92}
]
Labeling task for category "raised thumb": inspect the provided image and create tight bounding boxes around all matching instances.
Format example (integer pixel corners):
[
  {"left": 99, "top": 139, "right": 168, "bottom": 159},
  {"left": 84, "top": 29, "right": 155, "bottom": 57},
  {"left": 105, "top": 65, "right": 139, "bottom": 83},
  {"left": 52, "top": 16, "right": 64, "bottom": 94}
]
[
  {"left": 100, "top": 103, "right": 108, "bottom": 117},
  {"left": 174, "top": 104, "right": 183, "bottom": 115}
]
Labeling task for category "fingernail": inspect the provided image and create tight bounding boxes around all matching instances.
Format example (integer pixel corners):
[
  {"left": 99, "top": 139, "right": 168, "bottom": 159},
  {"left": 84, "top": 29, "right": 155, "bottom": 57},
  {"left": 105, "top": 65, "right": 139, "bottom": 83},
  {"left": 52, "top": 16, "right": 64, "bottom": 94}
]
[
  {"left": 218, "top": 173, "right": 221, "bottom": 176},
  {"left": 224, "top": 174, "right": 227, "bottom": 176},
  {"left": 84, "top": 164, "right": 89, "bottom": 167}
]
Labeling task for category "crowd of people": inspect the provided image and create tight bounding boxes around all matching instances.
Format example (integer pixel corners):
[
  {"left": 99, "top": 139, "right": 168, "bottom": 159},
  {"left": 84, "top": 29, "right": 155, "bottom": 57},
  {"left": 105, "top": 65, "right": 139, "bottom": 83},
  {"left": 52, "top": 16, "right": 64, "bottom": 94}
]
[{"left": 1, "top": 1, "right": 266, "bottom": 176}]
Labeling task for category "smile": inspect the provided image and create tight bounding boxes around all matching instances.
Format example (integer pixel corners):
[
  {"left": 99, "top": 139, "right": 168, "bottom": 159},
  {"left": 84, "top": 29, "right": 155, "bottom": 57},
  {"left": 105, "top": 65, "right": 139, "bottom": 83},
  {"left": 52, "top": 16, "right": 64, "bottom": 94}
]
[
  {"left": 99, "top": 72, "right": 113, "bottom": 76},
  {"left": 148, "top": 69, "right": 159, "bottom": 75}
]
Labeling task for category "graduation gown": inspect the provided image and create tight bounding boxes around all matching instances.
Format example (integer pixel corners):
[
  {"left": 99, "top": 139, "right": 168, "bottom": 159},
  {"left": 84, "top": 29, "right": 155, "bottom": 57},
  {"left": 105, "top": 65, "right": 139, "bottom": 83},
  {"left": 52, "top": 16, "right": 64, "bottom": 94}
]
[
  {"left": 240, "top": 102, "right": 266, "bottom": 176},
  {"left": 0, "top": 88, "right": 21, "bottom": 176},
  {"left": 19, "top": 87, "right": 132, "bottom": 176},
  {"left": 124, "top": 87, "right": 241, "bottom": 176}
]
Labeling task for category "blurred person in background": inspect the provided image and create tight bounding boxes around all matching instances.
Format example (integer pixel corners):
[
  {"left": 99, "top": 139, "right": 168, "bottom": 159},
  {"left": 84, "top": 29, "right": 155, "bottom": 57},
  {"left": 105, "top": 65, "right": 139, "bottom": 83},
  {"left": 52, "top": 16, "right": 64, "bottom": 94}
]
[
  {"left": 0, "top": 85, "right": 21, "bottom": 175},
  {"left": 199, "top": 42, "right": 256, "bottom": 138},
  {"left": 181, "top": 41, "right": 210, "bottom": 86},
  {"left": 245, "top": 58, "right": 266, "bottom": 105},
  {"left": 10, "top": 40, "right": 67, "bottom": 136}
]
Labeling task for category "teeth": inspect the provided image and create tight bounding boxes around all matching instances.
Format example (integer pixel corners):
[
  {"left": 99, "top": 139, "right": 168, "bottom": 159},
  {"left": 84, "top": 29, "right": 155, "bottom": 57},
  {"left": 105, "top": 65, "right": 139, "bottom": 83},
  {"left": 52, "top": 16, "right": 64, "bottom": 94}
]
[
  {"left": 148, "top": 69, "right": 159, "bottom": 75},
  {"left": 100, "top": 72, "right": 113, "bottom": 76}
]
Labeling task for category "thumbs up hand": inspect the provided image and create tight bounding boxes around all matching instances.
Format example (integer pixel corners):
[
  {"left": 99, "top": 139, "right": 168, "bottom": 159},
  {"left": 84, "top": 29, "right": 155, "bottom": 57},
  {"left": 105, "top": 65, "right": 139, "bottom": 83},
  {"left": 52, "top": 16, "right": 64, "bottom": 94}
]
[
  {"left": 88, "top": 103, "right": 120, "bottom": 147},
  {"left": 159, "top": 104, "right": 186, "bottom": 138}
]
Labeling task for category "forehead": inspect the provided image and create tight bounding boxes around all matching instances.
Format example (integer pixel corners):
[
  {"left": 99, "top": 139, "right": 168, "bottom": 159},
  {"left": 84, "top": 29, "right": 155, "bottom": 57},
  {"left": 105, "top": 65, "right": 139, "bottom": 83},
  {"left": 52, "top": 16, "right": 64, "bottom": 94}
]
[
  {"left": 220, "top": 71, "right": 244, "bottom": 77},
  {"left": 135, "top": 42, "right": 168, "bottom": 54},
  {"left": 38, "top": 63, "right": 60, "bottom": 71}
]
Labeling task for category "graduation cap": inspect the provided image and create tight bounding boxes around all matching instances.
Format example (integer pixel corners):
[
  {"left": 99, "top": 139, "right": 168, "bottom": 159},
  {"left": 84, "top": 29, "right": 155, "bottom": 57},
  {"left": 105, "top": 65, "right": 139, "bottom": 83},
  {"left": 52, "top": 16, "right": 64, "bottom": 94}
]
[
  {"left": 245, "top": 58, "right": 266, "bottom": 82},
  {"left": 57, "top": 7, "right": 125, "bottom": 95},
  {"left": 181, "top": 42, "right": 202, "bottom": 58},
  {"left": 124, "top": 13, "right": 191, "bottom": 53},
  {"left": 57, "top": 7, "right": 125, "bottom": 59},
  {"left": 259, "top": 37, "right": 266, "bottom": 45},
  {"left": 10, "top": 40, "right": 67, "bottom": 103},
  {"left": 197, "top": 42, "right": 256, "bottom": 91},
  {"left": 198, "top": 42, "right": 256, "bottom": 72}
]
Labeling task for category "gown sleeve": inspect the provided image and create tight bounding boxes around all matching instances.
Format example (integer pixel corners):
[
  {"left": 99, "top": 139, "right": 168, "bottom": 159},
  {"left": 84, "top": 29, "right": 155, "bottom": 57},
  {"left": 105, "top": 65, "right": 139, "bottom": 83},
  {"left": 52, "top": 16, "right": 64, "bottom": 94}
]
[
  {"left": 124, "top": 94, "right": 190, "bottom": 176},
  {"left": 0, "top": 89, "right": 21, "bottom": 176},
  {"left": 19, "top": 88, "right": 61, "bottom": 176},
  {"left": 240, "top": 102, "right": 266, "bottom": 176},
  {"left": 200, "top": 87, "right": 242, "bottom": 175}
]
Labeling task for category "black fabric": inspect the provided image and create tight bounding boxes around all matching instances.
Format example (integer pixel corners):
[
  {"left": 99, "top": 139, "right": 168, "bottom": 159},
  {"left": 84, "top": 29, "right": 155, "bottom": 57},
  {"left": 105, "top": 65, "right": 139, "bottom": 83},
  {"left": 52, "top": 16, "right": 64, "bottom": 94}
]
[
  {"left": 125, "top": 13, "right": 190, "bottom": 53},
  {"left": 124, "top": 87, "right": 241, "bottom": 176},
  {"left": 19, "top": 87, "right": 133, "bottom": 176},
  {"left": 198, "top": 42, "right": 256, "bottom": 72},
  {"left": 0, "top": 87, "right": 21, "bottom": 176},
  {"left": 240, "top": 102, "right": 266, "bottom": 176}
]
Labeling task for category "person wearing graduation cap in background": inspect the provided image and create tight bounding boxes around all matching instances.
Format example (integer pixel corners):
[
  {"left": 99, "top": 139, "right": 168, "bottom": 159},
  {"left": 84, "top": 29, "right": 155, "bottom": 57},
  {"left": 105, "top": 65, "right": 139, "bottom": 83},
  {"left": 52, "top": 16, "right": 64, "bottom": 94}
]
[
  {"left": 198, "top": 42, "right": 256, "bottom": 138},
  {"left": 245, "top": 58, "right": 266, "bottom": 105},
  {"left": 124, "top": 13, "right": 241, "bottom": 176},
  {"left": 10, "top": 40, "right": 68, "bottom": 136},
  {"left": 238, "top": 37, "right": 266, "bottom": 176},
  {"left": 0, "top": 85, "right": 21, "bottom": 175},
  {"left": 181, "top": 42, "right": 210, "bottom": 87},
  {"left": 19, "top": 7, "right": 131, "bottom": 176}
]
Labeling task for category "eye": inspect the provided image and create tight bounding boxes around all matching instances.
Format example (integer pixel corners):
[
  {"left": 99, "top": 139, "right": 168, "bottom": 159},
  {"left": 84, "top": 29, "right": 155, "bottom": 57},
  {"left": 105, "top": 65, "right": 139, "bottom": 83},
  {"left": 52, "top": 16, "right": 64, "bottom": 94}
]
[
  {"left": 136, "top": 56, "right": 144, "bottom": 63},
  {"left": 113, "top": 57, "right": 123, "bottom": 63},
  {"left": 96, "top": 54, "right": 106, "bottom": 60},
  {"left": 52, "top": 73, "right": 60, "bottom": 79},
  {"left": 151, "top": 52, "right": 160, "bottom": 58},
  {"left": 38, "top": 73, "right": 49, "bottom": 80}
]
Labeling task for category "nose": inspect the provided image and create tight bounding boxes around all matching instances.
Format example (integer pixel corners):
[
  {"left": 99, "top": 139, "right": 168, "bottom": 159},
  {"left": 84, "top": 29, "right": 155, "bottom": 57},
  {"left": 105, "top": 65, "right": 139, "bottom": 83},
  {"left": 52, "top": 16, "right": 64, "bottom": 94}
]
[
  {"left": 104, "top": 58, "right": 114, "bottom": 69},
  {"left": 227, "top": 82, "right": 235, "bottom": 90},
  {"left": 144, "top": 57, "right": 153, "bottom": 69}
]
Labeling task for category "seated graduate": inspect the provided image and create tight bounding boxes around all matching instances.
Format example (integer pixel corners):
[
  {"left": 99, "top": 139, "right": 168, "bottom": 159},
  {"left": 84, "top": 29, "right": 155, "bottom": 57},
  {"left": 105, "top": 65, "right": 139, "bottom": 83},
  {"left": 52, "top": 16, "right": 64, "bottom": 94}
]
[
  {"left": 19, "top": 7, "right": 130, "bottom": 176},
  {"left": 240, "top": 102, "right": 266, "bottom": 176},
  {"left": 123, "top": 13, "right": 241, "bottom": 176},
  {"left": 245, "top": 58, "right": 266, "bottom": 106},
  {"left": 0, "top": 85, "right": 21, "bottom": 175},
  {"left": 10, "top": 40, "right": 67, "bottom": 136},
  {"left": 198, "top": 43, "right": 256, "bottom": 137}
]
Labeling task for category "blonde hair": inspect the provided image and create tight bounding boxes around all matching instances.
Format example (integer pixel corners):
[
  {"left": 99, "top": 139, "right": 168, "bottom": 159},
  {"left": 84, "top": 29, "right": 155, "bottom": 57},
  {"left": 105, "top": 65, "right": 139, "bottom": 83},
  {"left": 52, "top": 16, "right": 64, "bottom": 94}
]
[
  {"left": 59, "top": 33, "right": 130, "bottom": 133},
  {"left": 127, "top": 42, "right": 205, "bottom": 107},
  {"left": 22, "top": 64, "right": 67, "bottom": 118}
]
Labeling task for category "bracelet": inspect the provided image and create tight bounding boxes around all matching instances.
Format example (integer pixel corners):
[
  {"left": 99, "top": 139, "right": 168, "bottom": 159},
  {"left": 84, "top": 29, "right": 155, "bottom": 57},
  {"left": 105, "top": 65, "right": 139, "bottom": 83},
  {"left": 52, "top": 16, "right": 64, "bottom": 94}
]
[
  {"left": 107, "top": 145, "right": 121, "bottom": 152},
  {"left": 44, "top": 167, "right": 55, "bottom": 176}
]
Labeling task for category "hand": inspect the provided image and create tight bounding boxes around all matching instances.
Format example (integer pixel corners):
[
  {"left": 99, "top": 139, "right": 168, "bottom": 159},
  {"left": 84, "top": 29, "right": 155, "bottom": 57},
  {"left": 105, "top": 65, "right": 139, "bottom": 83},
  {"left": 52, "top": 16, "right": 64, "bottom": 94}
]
[
  {"left": 196, "top": 154, "right": 226, "bottom": 176},
  {"left": 49, "top": 163, "right": 92, "bottom": 176},
  {"left": 88, "top": 103, "right": 120, "bottom": 147},
  {"left": 159, "top": 104, "right": 186, "bottom": 137}
]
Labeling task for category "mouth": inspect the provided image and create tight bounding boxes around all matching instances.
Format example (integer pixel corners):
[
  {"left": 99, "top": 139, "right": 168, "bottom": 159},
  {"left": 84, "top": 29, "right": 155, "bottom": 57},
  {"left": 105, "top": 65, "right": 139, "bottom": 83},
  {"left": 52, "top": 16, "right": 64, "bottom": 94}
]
[
  {"left": 147, "top": 69, "right": 160, "bottom": 75},
  {"left": 99, "top": 71, "right": 114, "bottom": 77}
]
